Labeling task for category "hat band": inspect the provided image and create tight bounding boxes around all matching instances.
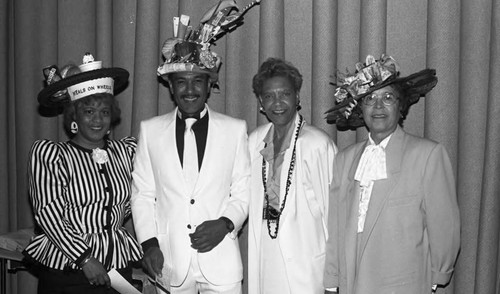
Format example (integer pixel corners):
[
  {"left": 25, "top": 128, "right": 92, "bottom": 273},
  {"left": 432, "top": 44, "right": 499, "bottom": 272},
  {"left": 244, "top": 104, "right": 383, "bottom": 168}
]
[
  {"left": 158, "top": 63, "right": 195, "bottom": 76},
  {"left": 66, "top": 77, "right": 114, "bottom": 101}
]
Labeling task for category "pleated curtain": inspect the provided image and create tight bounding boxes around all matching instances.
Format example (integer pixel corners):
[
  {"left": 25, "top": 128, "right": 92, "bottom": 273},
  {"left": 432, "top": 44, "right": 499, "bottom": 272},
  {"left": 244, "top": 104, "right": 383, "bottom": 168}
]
[{"left": 1, "top": 0, "right": 499, "bottom": 293}]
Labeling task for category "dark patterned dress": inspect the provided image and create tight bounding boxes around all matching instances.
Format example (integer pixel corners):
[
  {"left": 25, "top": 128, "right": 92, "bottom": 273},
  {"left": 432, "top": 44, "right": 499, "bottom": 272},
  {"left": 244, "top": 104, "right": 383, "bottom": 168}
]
[{"left": 23, "top": 137, "right": 142, "bottom": 272}]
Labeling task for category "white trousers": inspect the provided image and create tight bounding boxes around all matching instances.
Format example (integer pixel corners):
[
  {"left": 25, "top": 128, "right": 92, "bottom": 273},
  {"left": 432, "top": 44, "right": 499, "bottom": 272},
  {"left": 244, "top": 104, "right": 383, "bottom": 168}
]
[{"left": 167, "top": 249, "right": 242, "bottom": 294}]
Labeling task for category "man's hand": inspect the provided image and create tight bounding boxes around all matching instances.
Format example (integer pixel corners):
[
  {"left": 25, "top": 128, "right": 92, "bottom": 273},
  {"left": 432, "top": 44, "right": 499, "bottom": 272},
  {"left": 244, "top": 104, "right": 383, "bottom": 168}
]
[
  {"left": 142, "top": 246, "right": 164, "bottom": 277},
  {"left": 82, "top": 257, "right": 110, "bottom": 288},
  {"left": 189, "top": 218, "right": 230, "bottom": 253}
]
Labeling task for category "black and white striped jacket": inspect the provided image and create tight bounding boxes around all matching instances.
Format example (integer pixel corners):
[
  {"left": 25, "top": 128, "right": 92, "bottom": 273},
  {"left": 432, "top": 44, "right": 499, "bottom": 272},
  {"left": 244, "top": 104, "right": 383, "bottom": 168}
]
[{"left": 23, "top": 137, "right": 142, "bottom": 270}]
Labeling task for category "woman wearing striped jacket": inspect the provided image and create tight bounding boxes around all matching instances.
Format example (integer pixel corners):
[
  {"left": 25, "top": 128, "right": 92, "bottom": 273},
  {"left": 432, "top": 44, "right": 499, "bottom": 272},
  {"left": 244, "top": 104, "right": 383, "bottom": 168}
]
[{"left": 23, "top": 54, "right": 142, "bottom": 294}]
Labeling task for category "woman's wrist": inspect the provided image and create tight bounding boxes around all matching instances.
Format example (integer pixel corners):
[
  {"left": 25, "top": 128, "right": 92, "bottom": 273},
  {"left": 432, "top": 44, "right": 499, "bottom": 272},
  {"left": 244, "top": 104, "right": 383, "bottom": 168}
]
[{"left": 78, "top": 255, "right": 93, "bottom": 268}]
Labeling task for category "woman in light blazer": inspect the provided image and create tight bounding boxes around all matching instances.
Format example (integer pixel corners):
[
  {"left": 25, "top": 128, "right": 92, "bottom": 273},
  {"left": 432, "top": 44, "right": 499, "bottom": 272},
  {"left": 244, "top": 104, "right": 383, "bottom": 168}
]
[{"left": 323, "top": 54, "right": 460, "bottom": 294}]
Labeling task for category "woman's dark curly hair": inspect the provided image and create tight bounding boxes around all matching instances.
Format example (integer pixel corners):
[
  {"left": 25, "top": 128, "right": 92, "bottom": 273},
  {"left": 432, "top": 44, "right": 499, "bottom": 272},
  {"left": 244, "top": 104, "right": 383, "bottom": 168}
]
[
  {"left": 62, "top": 93, "right": 121, "bottom": 138},
  {"left": 252, "top": 58, "right": 303, "bottom": 97}
]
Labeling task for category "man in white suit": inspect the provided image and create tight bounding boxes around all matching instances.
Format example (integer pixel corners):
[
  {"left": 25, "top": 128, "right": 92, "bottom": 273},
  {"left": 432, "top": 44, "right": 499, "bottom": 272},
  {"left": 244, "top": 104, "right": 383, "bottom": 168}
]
[{"left": 131, "top": 6, "right": 254, "bottom": 293}]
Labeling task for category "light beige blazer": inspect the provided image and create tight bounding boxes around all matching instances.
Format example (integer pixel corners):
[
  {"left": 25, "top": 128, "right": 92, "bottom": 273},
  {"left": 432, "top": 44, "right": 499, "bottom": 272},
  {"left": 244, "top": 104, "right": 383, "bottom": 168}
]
[{"left": 324, "top": 126, "right": 460, "bottom": 294}]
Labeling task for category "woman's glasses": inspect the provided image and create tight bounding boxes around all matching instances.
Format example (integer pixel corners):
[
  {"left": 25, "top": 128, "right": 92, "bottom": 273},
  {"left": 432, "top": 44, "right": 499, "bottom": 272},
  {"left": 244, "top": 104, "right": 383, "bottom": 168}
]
[{"left": 362, "top": 92, "right": 398, "bottom": 106}]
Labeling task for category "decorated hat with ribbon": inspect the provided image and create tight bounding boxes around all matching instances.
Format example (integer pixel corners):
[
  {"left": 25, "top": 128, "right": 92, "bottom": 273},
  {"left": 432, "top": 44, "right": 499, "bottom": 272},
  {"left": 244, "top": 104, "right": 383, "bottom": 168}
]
[
  {"left": 157, "top": 0, "right": 261, "bottom": 83},
  {"left": 37, "top": 53, "right": 129, "bottom": 108},
  {"left": 324, "top": 54, "right": 438, "bottom": 129}
]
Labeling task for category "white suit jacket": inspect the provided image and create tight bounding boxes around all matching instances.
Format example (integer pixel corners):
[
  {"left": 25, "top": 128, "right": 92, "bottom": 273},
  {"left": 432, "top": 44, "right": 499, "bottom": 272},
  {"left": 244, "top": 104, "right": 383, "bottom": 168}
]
[
  {"left": 131, "top": 106, "right": 250, "bottom": 286},
  {"left": 247, "top": 115, "right": 337, "bottom": 294},
  {"left": 324, "top": 126, "right": 460, "bottom": 294}
]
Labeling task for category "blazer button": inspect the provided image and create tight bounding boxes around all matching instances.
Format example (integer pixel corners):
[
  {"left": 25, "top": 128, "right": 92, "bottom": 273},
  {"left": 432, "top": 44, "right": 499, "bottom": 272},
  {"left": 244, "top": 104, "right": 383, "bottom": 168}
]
[
  {"left": 190, "top": 199, "right": 195, "bottom": 204},
  {"left": 187, "top": 224, "right": 191, "bottom": 229}
]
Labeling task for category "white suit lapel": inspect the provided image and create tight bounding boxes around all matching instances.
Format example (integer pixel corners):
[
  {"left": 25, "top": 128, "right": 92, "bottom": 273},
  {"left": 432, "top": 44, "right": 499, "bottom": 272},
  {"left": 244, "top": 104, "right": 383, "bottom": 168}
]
[
  {"left": 277, "top": 144, "right": 295, "bottom": 222},
  {"left": 250, "top": 124, "right": 272, "bottom": 247},
  {"left": 277, "top": 114, "right": 302, "bottom": 223},
  {"left": 165, "top": 108, "right": 196, "bottom": 199}
]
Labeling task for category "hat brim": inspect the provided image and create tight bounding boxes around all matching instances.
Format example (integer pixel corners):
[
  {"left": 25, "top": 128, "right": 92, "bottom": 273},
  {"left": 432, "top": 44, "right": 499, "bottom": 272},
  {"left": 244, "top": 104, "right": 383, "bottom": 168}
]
[
  {"left": 37, "top": 67, "right": 129, "bottom": 108},
  {"left": 159, "top": 66, "right": 219, "bottom": 83},
  {"left": 325, "top": 68, "right": 437, "bottom": 127}
]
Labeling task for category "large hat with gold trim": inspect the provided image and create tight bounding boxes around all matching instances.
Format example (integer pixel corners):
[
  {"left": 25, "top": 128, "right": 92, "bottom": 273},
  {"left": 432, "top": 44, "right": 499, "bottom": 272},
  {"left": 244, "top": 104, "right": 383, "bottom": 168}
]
[
  {"left": 157, "top": 0, "right": 261, "bottom": 83},
  {"left": 325, "top": 54, "right": 438, "bottom": 129},
  {"left": 37, "top": 53, "right": 129, "bottom": 108}
]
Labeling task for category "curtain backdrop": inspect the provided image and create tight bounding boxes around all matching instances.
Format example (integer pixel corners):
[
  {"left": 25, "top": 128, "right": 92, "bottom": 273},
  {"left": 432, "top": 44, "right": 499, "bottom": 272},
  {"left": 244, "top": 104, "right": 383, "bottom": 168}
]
[{"left": 1, "top": 0, "right": 499, "bottom": 293}]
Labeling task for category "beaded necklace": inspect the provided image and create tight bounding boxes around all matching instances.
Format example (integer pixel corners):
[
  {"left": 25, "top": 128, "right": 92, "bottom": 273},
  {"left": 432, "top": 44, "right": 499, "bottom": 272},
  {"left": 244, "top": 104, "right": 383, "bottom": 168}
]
[{"left": 262, "top": 114, "right": 304, "bottom": 239}]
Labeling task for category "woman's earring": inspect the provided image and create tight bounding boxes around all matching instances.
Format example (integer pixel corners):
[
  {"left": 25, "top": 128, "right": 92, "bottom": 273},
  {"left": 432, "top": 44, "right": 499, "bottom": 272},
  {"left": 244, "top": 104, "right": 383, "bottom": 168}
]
[
  {"left": 106, "top": 129, "right": 111, "bottom": 135},
  {"left": 296, "top": 99, "right": 302, "bottom": 111},
  {"left": 259, "top": 106, "right": 266, "bottom": 114},
  {"left": 70, "top": 121, "right": 78, "bottom": 134}
]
